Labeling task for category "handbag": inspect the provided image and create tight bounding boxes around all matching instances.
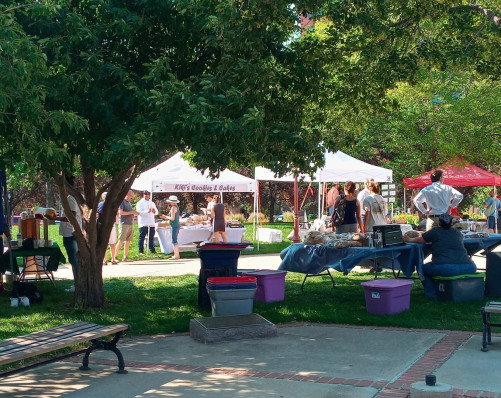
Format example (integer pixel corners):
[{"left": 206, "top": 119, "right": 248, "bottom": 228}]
[{"left": 331, "top": 194, "right": 346, "bottom": 226}]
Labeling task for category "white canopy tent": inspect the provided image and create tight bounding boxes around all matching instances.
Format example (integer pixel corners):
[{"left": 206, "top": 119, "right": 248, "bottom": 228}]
[
  {"left": 132, "top": 152, "right": 257, "bottom": 249},
  {"left": 255, "top": 150, "right": 393, "bottom": 219},
  {"left": 132, "top": 152, "right": 257, "bottom": 193},
  {"left": 255, "top": 151, "right": 393, "bottom": 184},
  {"left": 319, "top": 151, "right": 393, "bottom": 183},
  {"left": 254, "top": 166, "right": 316, "bottom": 182}
]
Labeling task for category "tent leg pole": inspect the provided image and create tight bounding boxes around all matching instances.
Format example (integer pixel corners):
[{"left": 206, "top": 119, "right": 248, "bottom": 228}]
[{"left": 293, "top": 175, "right": 300, "bottom": 243}]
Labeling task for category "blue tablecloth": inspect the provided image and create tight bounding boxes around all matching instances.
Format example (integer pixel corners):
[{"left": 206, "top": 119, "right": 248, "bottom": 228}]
[
  {"left": 279, "top": 243, "right": 423, "bottom": 278},
  {"left": 278, "top": 234, "right": 501, "bottom": 278}
]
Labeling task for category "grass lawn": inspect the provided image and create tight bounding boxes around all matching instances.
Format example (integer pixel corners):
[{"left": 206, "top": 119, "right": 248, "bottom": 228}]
[{"left": 0, "top": 270, "right": 489, "bottom": 341}]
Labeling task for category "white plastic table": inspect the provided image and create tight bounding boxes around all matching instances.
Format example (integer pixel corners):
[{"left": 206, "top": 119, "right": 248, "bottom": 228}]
[{"left": 156, "top": 226, "right": 246, "bottom": 254}]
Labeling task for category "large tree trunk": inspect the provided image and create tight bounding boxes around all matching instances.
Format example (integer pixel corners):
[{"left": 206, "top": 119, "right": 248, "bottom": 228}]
[
  {"left": 57, "top": 162, "right": 136, "bottom": 308},
  {"left": 75, "top": 250, "right": 105, "bottom": 307}
]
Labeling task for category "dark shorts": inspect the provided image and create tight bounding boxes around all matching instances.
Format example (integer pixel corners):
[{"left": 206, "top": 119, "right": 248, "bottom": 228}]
[{"left": 171, "top": 226, "right": 180, "bottom": 245}]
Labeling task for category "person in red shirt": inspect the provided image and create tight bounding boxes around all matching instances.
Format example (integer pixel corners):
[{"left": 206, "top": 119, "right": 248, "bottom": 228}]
[{"left": 326, "top": 182, "right": 340, "bottom": 216}]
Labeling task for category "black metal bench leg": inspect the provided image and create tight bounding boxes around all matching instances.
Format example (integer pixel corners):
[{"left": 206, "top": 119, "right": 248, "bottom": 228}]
[
  {"left": 481, "top": 308, "right": 489, "bottom": 352},
  {"left": 79, "top": 331, "right": 127, "bottom": 374}
]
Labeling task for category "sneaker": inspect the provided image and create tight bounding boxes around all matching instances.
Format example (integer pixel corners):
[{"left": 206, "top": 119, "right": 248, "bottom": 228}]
[
  {"left": 138, "top": 252, "right": 145, "bottom": 256},
  {"left": 65, "top": 285, "right": 75, "bottom": 292}
]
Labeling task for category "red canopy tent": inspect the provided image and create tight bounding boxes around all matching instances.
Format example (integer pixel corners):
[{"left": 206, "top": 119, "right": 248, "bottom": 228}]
[{"left": 403, "top": 159, "right": 501, "bottom": 188}]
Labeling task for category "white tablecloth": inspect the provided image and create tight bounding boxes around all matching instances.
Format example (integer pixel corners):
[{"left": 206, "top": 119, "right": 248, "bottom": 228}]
[{"left": 156, "top": 227, "right": 246, "bottom": 254}]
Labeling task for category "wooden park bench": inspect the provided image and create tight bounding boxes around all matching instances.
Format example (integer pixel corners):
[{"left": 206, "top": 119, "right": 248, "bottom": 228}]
[
  {"left": 0, "top": 321, "right": 130, "bottom": 374},
  {"left": 481, "top": 301, "right": 501, "bottom": 352}
]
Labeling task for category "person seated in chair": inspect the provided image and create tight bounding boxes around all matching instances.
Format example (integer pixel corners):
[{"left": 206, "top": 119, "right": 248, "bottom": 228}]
[{"left": 403, "top": 213, "right": 476, "bottom": 298}]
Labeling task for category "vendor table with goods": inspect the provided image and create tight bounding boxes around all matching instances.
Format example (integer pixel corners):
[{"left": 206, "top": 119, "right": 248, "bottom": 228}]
[
  {"left": 278, "top": 230, "right": 501, "bottom": 286},
  {"left": 0, "top": 243, "right": 67, "bottom": 287},
  {"left": 156, "top": 217, "right": 246, "bottom": 254}
]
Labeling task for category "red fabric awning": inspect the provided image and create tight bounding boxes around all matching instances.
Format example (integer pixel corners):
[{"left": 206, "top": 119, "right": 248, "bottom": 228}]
[{"left": 403, "top": 159, "right": 501, "bottom": 188}]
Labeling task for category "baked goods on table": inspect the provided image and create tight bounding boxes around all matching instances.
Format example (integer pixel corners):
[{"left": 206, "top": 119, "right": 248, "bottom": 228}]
[{"left": 303, "top": 231, "right": 369, "bottom": 248}]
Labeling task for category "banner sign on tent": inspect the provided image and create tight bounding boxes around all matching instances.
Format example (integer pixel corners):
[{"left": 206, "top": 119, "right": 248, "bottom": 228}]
[
  {"left": 132, "top": 152, "right": 257, "bottom": 193},
  {"left": 152, "top": 181, "right": 256, "bottom": 193}
]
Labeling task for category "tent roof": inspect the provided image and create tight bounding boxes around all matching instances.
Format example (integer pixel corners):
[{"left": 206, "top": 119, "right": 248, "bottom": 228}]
[
  {"left": 254, "top": 166, "right": 315, "bottom": 182},
  {"left": 132, "top": 152, "right": 257, "bottom": 193},
  {"left": 255, "top": 151, "right": 393, "bottom": 183},
  {"left": 403, "top": 159, "right": 501, "bottom": 188},
  {"left": 319, "top": 151, "right": 393, "bottom": 183}
]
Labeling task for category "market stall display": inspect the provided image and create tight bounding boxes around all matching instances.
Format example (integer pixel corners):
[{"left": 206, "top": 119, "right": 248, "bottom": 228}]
[
  {"left": 278, "top": 233, "right": 501, "bottom": 285},
  {"left": 156, "top": 215, "right": 246, "bottom": 254},
  {"left": 0, "top": 243, "right": 66, "bottom": 287}
]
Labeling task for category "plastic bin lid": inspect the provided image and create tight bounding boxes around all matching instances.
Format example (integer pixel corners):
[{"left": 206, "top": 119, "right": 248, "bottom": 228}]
[
  {"left": 207, "top": 276, "right": 257, "bottom": 284},
  {"left": 361, "top": 279, "right": 413, "bottom": 288},
  {"left": 243, "top": 270, "right": 287, "bottom": 276}
]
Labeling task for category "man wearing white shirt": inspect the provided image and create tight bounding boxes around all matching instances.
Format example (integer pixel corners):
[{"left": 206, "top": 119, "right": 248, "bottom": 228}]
[
  {"left": 413, "top": 169, "right": 463, "bottom": 231},
  {"left": 137, "top": 191, "right": 158, "bottom": 254},
  {"left": 47, "top": 176, "right": 82, "bottom": 292}
]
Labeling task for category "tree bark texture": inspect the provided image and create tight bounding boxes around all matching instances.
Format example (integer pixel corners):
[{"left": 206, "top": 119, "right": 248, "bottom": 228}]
[{"left": 56, "top": 163, "right": 137, "bottom": 308}]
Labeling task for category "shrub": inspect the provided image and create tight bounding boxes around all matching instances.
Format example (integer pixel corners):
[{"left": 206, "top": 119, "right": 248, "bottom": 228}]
[
  {"left": 463, "top": 212, "right": 484, "bottom": 221},
  {"left": 248, "top": 212, "right": 269, "bottom": 223},
  {"left": 282, "top": 211, "right": 294, "bottom": 222},
  {"left": 226, "top": 212, "right": 246, "bottom": 222},
  {"left": 393, "top": 213, "right": 420, "bottom": 226}
]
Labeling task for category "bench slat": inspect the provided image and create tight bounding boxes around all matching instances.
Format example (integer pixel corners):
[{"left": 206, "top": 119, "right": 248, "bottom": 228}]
[
  {"left": 1, "top": 323, "right": 129, "bottom": 356},
  {"left": 0, "top": 322, "right": 129, "bottom": 366},
  {"left": 0, "top": 322, "right": 124, "bottom": 353},
  {"left": 0, "top": 322, "right": 95, "bottom": 349}
]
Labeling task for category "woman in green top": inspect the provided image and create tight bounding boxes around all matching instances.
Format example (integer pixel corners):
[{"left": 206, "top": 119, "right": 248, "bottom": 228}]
[{"left": 163, "top": 195, "right": 181, "bottom": 260}]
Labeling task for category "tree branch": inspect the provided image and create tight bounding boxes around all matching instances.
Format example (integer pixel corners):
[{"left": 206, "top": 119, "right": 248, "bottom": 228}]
[
  {"left": 451, "top": 5, "right": 501, "bottom": 28},
  {"left": 2, "top": 4, "right": 32, "bottom": 14}
]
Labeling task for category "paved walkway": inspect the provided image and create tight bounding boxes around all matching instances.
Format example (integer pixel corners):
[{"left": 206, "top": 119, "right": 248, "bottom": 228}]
[{"left": 1, "top": 253, "right": 500, "bottom": 397}]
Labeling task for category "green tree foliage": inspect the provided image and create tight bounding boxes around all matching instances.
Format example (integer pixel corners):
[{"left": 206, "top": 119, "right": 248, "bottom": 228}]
[
  {"left": 302, "top": 0, "right": 501, "bottom": 160},
  {"left": 1, "top": 0, "right": 327, "bottom": 307},
  {"left": 1, "top": 0, "right": 500, "bottom": 308}
]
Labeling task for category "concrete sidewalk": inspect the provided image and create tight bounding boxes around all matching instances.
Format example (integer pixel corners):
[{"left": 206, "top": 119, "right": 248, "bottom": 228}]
[
  {"left": 1, "top": 324, "right": 499, "bottom": 397},
  {"left": 2, "top": 253, "right": 501, "bottom": 397}
]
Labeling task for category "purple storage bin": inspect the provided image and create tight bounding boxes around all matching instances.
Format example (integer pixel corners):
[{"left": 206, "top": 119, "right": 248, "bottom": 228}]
[
  {"left": 242, "top": 270, "right": 287, "bottom": 302},
  {"left": 361, "top": 279, "right": 413, "bottom": 315}
]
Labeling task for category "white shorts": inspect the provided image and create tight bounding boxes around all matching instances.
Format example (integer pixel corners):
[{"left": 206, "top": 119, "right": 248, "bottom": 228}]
[{"left": 108, "top": 224, "right": 117, "bottom": 245}]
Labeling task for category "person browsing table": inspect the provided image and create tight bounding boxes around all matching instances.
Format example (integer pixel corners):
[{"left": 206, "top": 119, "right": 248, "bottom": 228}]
[
  {"left": 484, "top": 189, "right": 501, "bottom": 233},
  {"left": 413, "top": 169, "right": 463, "bottom": 231},
  {"left": 114, "top": 190, "right": 139, "bottom": 262},
  {"left": 46, "top": 176, "right": 82, "bottom": 293},
  {"left": 161, "top": 195, "right": 181, "bottom": 260},
  {"left": 404, "top": 213, "right": 476, "bottom": 298},
  {"left": 211, "top": 195, "right": 228, "bottom": 243},
  {"left": 363, "top": 181, "right": 388, "bottom": 233},
  {"left": 333, "top": 181, "right": 364, "bottom": 233}
]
